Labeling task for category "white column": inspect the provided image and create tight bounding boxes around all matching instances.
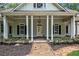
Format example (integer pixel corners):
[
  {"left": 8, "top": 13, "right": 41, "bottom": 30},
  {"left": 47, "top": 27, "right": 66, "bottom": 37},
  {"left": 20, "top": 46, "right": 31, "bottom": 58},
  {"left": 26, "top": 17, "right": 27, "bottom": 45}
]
[
  {"left": 71, "top": 16, "right": 75, "bottom": 38},
  {"left": 51, "top": 16, "right": 53, "bottom": 42},
  {"left": 31, "top": 16, "right": 33, "bottom": 41},
  {"left": 3, "top": 15, "right": 8, "bottom": 39},
  {"left": 68, "top": 22, "right": 71, "bottom": 35},
  {"left": 26, "top": 16, "right": 29, "bottom": 39},
  {"left": 46, "top": 16, "right": 49, "bottom": 40}
]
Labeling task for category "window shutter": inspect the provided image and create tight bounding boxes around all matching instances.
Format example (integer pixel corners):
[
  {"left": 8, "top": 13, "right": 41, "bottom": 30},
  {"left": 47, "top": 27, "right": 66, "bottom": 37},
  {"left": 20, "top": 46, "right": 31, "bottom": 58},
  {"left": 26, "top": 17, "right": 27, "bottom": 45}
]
[
  {"left": 34, "top": 3, "right": 36, "bottom": 8},
  {"left": 1, "top": 23, "right": 3, "bottom": 33},
  {"left": 53, "top": 25, "right": 54, "bottom": 34},
  {"left": 9, "top": 26, "right": 12, "bottom": 34},
  {"left": 25, "top": 25, "right": 26, "bottom": 35},
  {"left": 17, "top": 25, "right": 19, "bottom": 35},
  {"left": 66, "top": 25, "right": 68, "bottom": 34},
  {"left": 59, "top": 25, "right": 61, "bottom": 34}
]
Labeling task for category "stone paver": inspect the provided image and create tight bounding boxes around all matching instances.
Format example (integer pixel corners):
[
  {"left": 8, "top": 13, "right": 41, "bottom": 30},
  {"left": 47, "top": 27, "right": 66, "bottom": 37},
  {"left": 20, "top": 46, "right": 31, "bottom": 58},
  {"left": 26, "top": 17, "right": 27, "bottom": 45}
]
[{"left": 28, "top": 42, "right": 54, "bottom": 56}]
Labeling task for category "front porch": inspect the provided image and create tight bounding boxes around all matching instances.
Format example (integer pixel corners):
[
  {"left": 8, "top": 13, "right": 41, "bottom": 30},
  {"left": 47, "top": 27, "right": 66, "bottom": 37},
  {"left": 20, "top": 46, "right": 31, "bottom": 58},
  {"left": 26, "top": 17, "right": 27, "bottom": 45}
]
[{"left": 0, "top": 11, "right": 76, "bottom": 42}]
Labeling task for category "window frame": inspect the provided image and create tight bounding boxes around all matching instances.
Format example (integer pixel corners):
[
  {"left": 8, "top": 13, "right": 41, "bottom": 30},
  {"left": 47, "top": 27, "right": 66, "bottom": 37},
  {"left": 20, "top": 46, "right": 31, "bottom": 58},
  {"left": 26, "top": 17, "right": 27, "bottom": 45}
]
[
  {"left": 19, "top": 24, "right": 26, "bottom": 35},
  {"left": 53, "top": 24, "right": 61, "bottom": 35},
  {"left": 33, "top": 3, "right": 46, "bottom": 8},
  {"left": 54, "top": 24, "right": 59, "bottom": 34}
]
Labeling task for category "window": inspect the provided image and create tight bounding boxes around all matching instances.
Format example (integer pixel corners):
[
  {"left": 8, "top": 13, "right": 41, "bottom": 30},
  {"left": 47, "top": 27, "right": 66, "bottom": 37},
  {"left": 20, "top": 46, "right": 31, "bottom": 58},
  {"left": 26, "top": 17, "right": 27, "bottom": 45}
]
[
  {"left": 1, "top": 22, "right": 3, "bottom": 33},
  {"left": 37, "top": 3, "right": 43, "bottom": 8},
  {"left": 33, "top": 3, "right": 46, "bottom": 8},
  {"left": 17, "top": 24, "right": 26, "bottom": 35},
  {"left": 54, "top": 24, "right": 59, "bottom": 34},
  {"left": 19, "top": 24, "right": 25, "bottom": 35},
  {"left": 53, "top": 24, "right": 61, "bottom": 34}
]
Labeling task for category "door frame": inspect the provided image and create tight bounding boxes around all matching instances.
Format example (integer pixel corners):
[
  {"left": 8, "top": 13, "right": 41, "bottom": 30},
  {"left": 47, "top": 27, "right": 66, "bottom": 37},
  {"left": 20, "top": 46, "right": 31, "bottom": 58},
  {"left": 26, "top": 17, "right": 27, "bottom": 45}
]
[{"left": 36, "top": 18, "right": 43, "bottom": 37}]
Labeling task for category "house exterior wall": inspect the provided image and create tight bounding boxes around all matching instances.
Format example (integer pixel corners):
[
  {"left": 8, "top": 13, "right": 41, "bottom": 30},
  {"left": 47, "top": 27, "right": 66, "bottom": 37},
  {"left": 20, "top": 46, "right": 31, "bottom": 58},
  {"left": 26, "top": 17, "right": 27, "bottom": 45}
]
[
  {"left": 5, "top": 16, "right": 71, "bottom": 38},
  {"left": 16, "top": 4, "right": 61, "bottom": 11}
]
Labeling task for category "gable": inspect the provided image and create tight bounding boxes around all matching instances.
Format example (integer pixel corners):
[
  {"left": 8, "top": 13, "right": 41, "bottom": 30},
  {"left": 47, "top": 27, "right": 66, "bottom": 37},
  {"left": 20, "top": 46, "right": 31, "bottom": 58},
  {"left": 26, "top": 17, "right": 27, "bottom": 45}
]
[{"left": 13, "top": 3, "right": 66, "bottom": 11}]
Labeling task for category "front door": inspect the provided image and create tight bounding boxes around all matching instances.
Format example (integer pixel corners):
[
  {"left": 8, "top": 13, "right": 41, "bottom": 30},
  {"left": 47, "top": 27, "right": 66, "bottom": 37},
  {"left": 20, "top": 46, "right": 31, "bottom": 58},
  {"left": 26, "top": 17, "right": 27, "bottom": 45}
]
[
  {"left": 36, "top": 19, "right": 43, "bottom": 37},
  {"left": 37, "top": 25, "right": 43, "bottom": 37}
]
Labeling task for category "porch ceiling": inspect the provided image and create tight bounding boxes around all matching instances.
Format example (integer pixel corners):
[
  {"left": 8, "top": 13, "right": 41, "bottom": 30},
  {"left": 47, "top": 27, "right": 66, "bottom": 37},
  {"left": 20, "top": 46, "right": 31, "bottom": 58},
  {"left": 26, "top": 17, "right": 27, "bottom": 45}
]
[{"left": 7, "top": 15, "right": 70, "bottom": 21}]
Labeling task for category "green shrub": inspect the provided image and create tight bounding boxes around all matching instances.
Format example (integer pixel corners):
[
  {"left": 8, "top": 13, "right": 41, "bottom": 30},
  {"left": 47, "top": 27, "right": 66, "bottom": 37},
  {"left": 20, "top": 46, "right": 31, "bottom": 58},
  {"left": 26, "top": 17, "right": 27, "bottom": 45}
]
[{"left": 67, "top": 50, "right": 79, "bottom": 56}]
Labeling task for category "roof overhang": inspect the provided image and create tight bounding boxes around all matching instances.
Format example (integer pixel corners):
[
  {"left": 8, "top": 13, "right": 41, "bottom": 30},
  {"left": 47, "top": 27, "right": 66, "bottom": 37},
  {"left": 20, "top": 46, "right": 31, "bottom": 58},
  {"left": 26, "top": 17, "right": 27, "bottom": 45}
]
[
  {"left": 0, "top": 11, "right": 76, "bottom": 16},
  {"left": 0, "top": 3, "right": 77, "bottom": 17}
]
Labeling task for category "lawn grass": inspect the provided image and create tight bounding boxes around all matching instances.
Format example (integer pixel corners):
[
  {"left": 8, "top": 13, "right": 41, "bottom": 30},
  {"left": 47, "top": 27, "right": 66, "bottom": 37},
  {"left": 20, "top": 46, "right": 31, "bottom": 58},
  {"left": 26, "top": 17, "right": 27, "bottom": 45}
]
[{"left": 67, "top": 50, "right": 79, "bottom": 56}]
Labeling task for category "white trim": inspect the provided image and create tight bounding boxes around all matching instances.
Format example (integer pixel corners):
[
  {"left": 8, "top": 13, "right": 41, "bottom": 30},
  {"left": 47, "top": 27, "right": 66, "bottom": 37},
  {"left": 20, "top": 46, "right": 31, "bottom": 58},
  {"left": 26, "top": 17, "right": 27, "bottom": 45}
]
[
  {"left": 55, "top": 3, "right": 68, "bottom": 12},
  {"left": 12, "top": 3, "right": 23, "bottom": 12}
]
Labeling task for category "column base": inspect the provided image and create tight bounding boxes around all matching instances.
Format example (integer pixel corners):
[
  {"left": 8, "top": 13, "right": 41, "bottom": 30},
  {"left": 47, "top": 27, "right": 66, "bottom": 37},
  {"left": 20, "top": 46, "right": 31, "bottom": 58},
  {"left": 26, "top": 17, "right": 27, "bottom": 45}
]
[
  {"left": 3, "top": 37, "right": 8, "bottom": 40},
  {"left": 46, "top": 38, "right": 49, "bottom": 40},
  {"left": 29, "top": 39, "right": 33, "bottom": 43},
  {"left": 49, "top": 40, "right": 53, "bottom": 42},
  {"left": 71, "top": 36, "right": 75, "bottom": 39},
  {"left": 29, "top": 38, "right": 33, "bottom": 43}
]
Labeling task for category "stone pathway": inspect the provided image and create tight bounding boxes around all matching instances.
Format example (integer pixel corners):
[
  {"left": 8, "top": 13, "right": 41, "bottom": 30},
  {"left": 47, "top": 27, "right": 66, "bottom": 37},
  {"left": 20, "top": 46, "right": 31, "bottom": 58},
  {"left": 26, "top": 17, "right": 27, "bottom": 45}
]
[{"left": 28, "top": 42, "right": 54, "bottom": 56}]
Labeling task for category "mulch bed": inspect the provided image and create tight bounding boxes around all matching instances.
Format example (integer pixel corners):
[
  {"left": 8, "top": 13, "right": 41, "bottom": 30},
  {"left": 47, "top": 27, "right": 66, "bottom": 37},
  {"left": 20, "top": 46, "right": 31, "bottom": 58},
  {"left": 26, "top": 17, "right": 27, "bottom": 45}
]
[{"left": 0, "top": 43, "right": 32, "bottom": 56}]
